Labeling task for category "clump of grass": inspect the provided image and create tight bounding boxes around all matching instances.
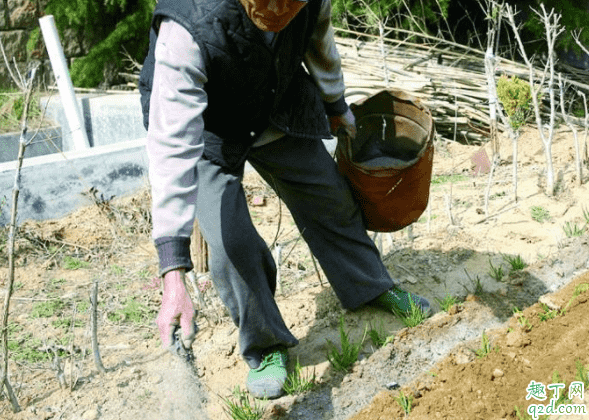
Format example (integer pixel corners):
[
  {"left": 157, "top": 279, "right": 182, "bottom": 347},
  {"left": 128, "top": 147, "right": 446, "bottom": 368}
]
[
  {"left": 221, "top": 385, "right": 265, "bottom": 420},
  {"left": 367, "top": 319, "right": 393, "bottom": 348},
  {"left": 62, "top": 255, "right": 90, "bottom": 270},
  {"left": 107, "top": 297, "right": 155, "bottom": 325},
  {"left": 561, "top": 283, "right": 589, "bottom": 315},
  {"left": 284, "top": 357, "right": 316, "bottom": 395},
  {"left": 513, "top": 307, "right": 533, "bottom": 331},
  {"left": 434, "top": 293, "right": 458, "bottom": 313},
  {"left": 31, "top": 299, "right": 65, "bottom": 318},
  {"left": 503, "top": 254, "right": 527, "bottom": 272},
  {"left": 583, "top": 207, "right": 589, "bottom": 225},
  {"left": 394, "top": 389, "right": 413, "bottom": 415},
  {"left": 488, "top": 259, "right": 505, "bottom": 282},
  {"left": 538, "top": 303, "right": 558, "bottom": 322},
  {"left": 8, "top": 334, "right": 51, "bottom": 363},
  {"left": 575, "top": 359, "right": 589, "bottom": 388},
  {"left": 474, "top": 330, "right": 494, "bottom": 358},
  {"left": 51, "top": 318, "right": 84, "bottom": 329},
  {"left": 563, "top": 221, "right": 585, "bottom": 238},
  {"left": 430, "top": 174, "right": 468, "bottom": 185},
  {"left": 530, "top": 206, "right": 551, "bottom": 223},
  {"left": 396, "top": 297, "right": 428, "bottom": 328},
  {"left": 326, "top": 315, "right": 365, "bottom": 372}
]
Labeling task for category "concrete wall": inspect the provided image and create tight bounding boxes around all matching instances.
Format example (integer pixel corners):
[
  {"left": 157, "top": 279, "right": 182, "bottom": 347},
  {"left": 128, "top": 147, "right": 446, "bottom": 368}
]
[
  {"left": 0, "top": 138, "right": 149, "bottom": 225},
  {"left": 40, "top": 93, "right": 147, "bottom": 152}
]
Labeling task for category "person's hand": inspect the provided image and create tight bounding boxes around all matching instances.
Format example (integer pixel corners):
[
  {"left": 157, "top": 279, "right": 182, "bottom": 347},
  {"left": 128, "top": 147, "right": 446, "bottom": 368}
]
[
  {"left": 156, "top": 269, "right": 197, "bottom": 350},
  {"left": 329, "top": 108, "right": 356, "bottom": 139}
]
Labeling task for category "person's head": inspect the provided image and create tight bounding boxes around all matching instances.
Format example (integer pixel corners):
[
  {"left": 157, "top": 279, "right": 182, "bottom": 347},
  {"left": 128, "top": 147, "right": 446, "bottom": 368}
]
[{"left": 238, "top": 0, "right": 308, "bottom": 33}]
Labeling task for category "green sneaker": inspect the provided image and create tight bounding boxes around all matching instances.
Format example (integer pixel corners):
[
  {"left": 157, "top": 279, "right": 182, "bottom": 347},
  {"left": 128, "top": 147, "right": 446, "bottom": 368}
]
[
  {"left": 246, "top": 347, "right": 288, "bottom": 399},
  {"left": 369, "top": 285, "right": 432, "bottom": 317}
]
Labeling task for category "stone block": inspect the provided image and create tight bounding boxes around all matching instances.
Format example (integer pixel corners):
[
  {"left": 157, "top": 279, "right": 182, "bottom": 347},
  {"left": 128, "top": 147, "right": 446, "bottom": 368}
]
[{"left": 9, "top": 0, "right": 39, "bottom": 28}]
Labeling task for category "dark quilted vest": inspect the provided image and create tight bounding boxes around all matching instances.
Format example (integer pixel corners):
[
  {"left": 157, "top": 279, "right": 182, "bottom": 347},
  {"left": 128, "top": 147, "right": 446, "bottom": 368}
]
[{"left": 139, "top": 0, "right": 330, "bottom": 169}]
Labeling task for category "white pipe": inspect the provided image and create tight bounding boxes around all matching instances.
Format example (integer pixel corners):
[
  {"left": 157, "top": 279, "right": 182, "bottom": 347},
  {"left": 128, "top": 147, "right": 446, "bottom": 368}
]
[{"left": 39, "top": 15, "right": 89, "bottom": 150}]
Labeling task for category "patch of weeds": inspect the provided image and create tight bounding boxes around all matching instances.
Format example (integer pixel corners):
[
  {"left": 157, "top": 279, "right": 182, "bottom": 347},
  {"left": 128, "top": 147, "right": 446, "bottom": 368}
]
[
  {"left": 538, "top": 303, "right": 558, "bottom": 322},
  {"left": 561, "top": 283, "right": 589, "bottom": 314},
  {"left": 514, "top": 405, "right": 545, "bottom": 420},
  {"left": 551, "top": 371, "right": 572, "bottom": 405},
  {"left": 530, "top": 206, "right": 551, "bottom": 223},
  {"left": 8, "top": 334, "right": 50, "bottom": 363},
  {"left": 575, "top": 359, "right": 589, "bottom": 387},
  {"left": 46, "top": 277, "right": 66, "bottom": 292},
  {"left": 488, "top": 259, "right": 505, "bottom": 282},
  {"left": 583, "top": 207, "right": 589, "bottom": 225},
  {"left": 31, "top": 299, "right": 65, "bottom": 318},
  {"left": 367, "top": 319, "right": 393, "bottom": 348},
  {"left": 394, "top": 389, "right": 413, "bottom": 415},
  {"left": 431, "top": 174, "right": 468, "bottom": 185},
  {"left": 221, "top": 385, "right": 265, "bottom": 420},
  {"left": 503, "top": 254, "right": 527, "bottom": 272},
  {"left": 137, "top": 389, "right": 153, "bottom": 401},
  {"left": 110, "top": 264, "right": 124, "bottom": 275},
  {"left": 473, "top": 330, "right": 494, "bottom": 358},
  {"left": 284, "top": 357, "right": 316, "bottom": 395},
  {"left": 76, "top": 300, "right": 90, "bottom": 313},
  {"left": 57, "top": 334, "right": 72, "bottom": 346},
  {"left": 434, "top": 294, "right": 458, "bottom": 312},
  {"left": 62, "top": 255, "right": 90, "bottom": 270},
  {"left": 51, "top": 318, "right": 84, "bottom": 329},
  {"left": 396, "top": 297, "right": 428, "bottom": 328},
  {"left": 563, "top": 221, "right": 585, "bottom": 238},
  {"left": 326, "top": 315, "right": 365, "bottom": 372},
  {"left": 137, "top": 268, "right": 151, "bottom": 279},
  {"left": 513, "top": 307, "right": 533, "bottom": 331},
  {"left": 107, "top": 297, "right": 155, "bottom": 325}
]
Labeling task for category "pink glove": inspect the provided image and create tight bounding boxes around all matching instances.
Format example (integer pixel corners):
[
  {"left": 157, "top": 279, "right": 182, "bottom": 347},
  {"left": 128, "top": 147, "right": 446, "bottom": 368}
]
[
  {"left": 156, "top": 269, "right": 197, "bottom": 350},
  {"left": 329, "top": 108, "right": 357, "bottom": 139}
]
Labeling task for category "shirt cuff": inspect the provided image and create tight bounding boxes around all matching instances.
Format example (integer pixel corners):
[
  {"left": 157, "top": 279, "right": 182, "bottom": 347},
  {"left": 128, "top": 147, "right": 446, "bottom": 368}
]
[
  {"left": 155, "top": 236, "right": 193, "bottom": 276},
  {"left": 323, "top": 96, "right": 348, "bottom": 117}
]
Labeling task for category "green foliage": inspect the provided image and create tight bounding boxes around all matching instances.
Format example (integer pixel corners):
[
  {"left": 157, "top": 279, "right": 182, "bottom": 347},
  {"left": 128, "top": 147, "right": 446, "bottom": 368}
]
[
  {"left": 563, "top": 221, "right": 585, "bottom": 238},
  {"left": 531, "top": 206, "right": 551, "bottom": 223},
  {"left": 284, "top": 357, "right": 317, "bottom": 395},
  {"left": 326, "top": 316, "right": 365, "bottom": 372},
  {"left": 431, "top": 174, "right": 468, "bottom": 185},
  {"left": 62, "top": 255, "right": 90, "bottom": 270},
  {"left": 45, "top": 0, "right": 156, "bottom": 87},
  {"left": 474, "top": 330, "right": 493, "bottom": 358},
  {"left": 107, "top": 297, "right": 154, "bottom": 324},
  {"left": 497, "top": 75, "right": 538, "bottom": 131},
  {"left": 523, "top": 1, "right": 589, "bottom": 58},
  {"left": 31, "top": 299, "right": 65, "bottom": 318},
  {"left": 367, "top": 319, "right": 393, "bottom": 348},
  {"left": 434, "top": 293, "right": 458, "bottom": 312},
  {"left": 331, "top": 0, "right": 450, "bottom": 37},
  {"left": 222, "top": 385, "right": 265, "bottom": 420},
  {"left": 0, "top": 89, "right": 43, "bottom": 133},
  {"left": 538, "top": 303, "right": 558, "bottom": 322},
  {"left": 397, "top": 296, "right": 428, "bottom": 328},
  {"left": 394, "top": 389, "right": 414, "bottom": 415},
  {"left": 503, "top": 254, "right": 527, "bottom": 272},
  {"left": 8, "top": 334, "right": 51, "bottom": 363},
  {"left": 488, "top": 259, "right": 505, "bottom": 282},
  {"left": 575, "top": 359, "right": 589, "bottom": 388}
]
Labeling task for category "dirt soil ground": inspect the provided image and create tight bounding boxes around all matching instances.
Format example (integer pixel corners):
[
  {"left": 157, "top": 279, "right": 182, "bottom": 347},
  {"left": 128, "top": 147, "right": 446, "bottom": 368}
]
[{"left": 1, "top": 125, "right": 589, "bottom": 420}]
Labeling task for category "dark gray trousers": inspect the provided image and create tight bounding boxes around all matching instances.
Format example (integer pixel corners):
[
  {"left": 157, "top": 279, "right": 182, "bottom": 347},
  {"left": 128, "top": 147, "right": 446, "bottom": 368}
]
[{"left": 195, "top": 136, "right": 393, "bottom": 368}]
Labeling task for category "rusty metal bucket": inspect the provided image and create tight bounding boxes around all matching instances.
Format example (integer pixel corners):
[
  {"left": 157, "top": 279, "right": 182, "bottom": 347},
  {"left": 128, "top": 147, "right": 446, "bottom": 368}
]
[{"left": 336, "top": 89, "right": 435, "bottom": 232}]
